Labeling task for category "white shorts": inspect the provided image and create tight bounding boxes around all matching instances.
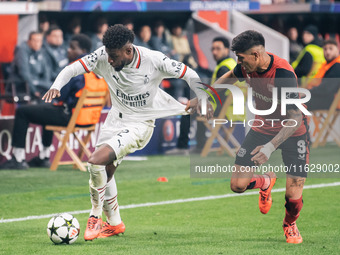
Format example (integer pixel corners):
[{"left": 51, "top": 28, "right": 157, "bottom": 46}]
[{"left": 96, "top": 110, "right": 155, "bottom": 166}]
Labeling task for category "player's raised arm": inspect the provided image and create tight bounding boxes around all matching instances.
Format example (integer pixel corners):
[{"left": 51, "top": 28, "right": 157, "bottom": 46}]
[
  {"left": 42, "top": 61, "right": 87, "bottom": 103},
  {"left": 42, "top": 47, "right": 104, "bottom": 103}
]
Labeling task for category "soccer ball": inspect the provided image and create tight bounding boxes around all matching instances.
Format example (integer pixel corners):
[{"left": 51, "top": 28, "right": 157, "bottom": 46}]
[{"left": 47, "top": 213, "right": 80, "bottom": 244}]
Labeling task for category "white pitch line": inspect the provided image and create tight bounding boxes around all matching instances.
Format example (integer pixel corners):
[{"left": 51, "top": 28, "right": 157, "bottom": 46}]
[{"left": 1, "top": 182, "right": 340, "bottom": 224}]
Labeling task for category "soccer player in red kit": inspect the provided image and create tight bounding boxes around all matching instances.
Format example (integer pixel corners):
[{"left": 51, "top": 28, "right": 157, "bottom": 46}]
[{"left": 188, "top": 30, "right": 309, "bottom": 243}]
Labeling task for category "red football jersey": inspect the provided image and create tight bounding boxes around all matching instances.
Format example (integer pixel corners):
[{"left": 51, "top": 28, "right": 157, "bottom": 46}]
[{"left": 233, "top": 53, "right": 307, "bottom": 136}]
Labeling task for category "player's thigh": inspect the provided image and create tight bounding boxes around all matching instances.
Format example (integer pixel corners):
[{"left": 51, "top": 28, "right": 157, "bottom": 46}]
[
  {"left": 96, "top": 121, "right": 154, "bottom": 167},
  {"left": 286, "top": 175, "right": 306, "bottom": 199},
  {"left": 280, "top": 132, "right": 310, "bottom": 179},
  {"left": 234, "top": 129, "right": 273, "bottom": 169},
  {"left": 231, "top": 129, "right": 272, "bottom": 191}
]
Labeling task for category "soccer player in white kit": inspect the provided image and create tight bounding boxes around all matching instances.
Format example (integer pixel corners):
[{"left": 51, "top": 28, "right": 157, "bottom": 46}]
[{"left": 43, "top": 24, "right": 211, "bottom": 241}]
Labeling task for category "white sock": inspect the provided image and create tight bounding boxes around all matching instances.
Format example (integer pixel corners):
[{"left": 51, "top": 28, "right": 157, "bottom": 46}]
[
  {"left": 103, "top": 176, "right": 122, "bottom": 226},
  {"left": 88, "top": 163, "right": 107, "bottom": 218},
  {"left": 12, "top": 147, "right": 25, "bottom": 162},
  {"left": 39, "top": 146, "right": 50, "bottom": 159}
]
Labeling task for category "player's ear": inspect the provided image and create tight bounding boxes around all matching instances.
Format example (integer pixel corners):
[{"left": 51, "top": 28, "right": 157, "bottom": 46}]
[
  {"left": 253, "top": 51, "right": 259, "bottom": 61},
  {"left": 126, "top": 45, "right": 133, "bottom": 55}
]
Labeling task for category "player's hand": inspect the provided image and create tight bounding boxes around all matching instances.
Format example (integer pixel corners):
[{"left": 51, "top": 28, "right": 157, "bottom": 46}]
[
  {"left": 185, "top": 97, "right": 198, "bottom": 113},
  {"left": 185, "top": 98, "right": 214, "bottom": 119},
  {"left": 250, "top": 146, "right": 268, "bottom": 165},
  {"left": 250, "top": 142, "right": 276, "bottom": 165},
  {"left": 42, "top": 89, "right": 61, "bottom": 103}
]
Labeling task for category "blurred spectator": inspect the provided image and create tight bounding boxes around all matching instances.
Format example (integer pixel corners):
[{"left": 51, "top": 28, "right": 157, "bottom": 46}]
[
  {"left": 150, "top": 20, "right": 177, "bottom": 59},
  {"left": 0, "top": 34, "right": 92, "bottom": 170},
  {"left": 38, "top": 15, "right": 49, "bottom": 36},
  {"left": 43, "top": 25, "right": 68, "bottom": 82},
  {"left": 287, "top": 27, "right": 303, "bottom": 63},
  {"left": 122, "top": 17, "right": 134, "bottom": 31},
  {"left": 166, "top": 37, "right": 236, "bottom": 156},
  {"left": 64, "top": 16, "right": 82, "bottom": 47},
  {"left": 292, "top": 25, "right": 325, "bottom": 87},
  {"left": 306, "top": 39, "right": 340, "bottom": 110},
  {"left": 134, "top": 25, "right": 152, "bottom": 49},
  {"left": 171, "top": 24, "right": 197, "bottom": 69},
  {"left": 90, "top": 17, "right": 108, "bottom": 52},
  {"left": 210, "top": 37, "right": 238, "bottom": 116},
  {"left": 9, "top": 31, "right": 51, "bottom": 102}
]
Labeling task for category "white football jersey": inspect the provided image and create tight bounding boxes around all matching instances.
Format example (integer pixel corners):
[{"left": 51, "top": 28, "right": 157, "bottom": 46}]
[{"left": 79, "top": 45, "right": 203, "bottom": 121}]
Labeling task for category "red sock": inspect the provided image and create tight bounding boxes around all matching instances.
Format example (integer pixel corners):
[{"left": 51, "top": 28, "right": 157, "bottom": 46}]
[
  {"left": 246, "top": 174, "right": 270, "bottom": 190},
  {"left": 284, "top": 196, "right": 303, "bottom": 224}
]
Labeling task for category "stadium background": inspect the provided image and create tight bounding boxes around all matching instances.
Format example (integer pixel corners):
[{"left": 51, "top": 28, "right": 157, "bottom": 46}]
[{"left": 0, "top": 0, "right": 340, "bottom": 254}]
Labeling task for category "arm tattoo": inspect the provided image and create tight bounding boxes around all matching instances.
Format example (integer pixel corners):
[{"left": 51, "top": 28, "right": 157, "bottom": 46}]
[{"left": 271, "top": 108, "right": 303, "bottom": 148}]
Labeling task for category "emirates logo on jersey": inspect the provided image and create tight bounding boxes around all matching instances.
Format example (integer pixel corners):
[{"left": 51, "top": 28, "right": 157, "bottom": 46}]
[{"left": 116, "top": 89, "right": 150, "bottom": 108}]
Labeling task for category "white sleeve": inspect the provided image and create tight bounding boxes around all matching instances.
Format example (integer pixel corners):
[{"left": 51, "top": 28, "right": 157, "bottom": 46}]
[
  {"left": 155, "top": 52, "right": 207, "bottom": 100},
  {"left": 50, "top": 46, "right": 107, "bottom": 91},
  {"left": 181, "top": 66, "right": 208, "bottom": 101},
  {"left": 50, "top": 61, "right": 85, "bottom": 91}
]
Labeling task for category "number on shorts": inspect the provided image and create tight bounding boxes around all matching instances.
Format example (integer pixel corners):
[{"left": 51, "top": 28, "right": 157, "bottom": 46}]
[{"left": 297, "top": 140, "right": 306, "bottom": 154}]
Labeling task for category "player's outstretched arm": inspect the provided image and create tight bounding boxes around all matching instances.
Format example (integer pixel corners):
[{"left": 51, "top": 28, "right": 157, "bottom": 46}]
[
  {"left": 250, "top": 108, "right": 303, "bottom": 165},
  {"left": 42, "top": 61, "right": 86, "bottom": 103}
]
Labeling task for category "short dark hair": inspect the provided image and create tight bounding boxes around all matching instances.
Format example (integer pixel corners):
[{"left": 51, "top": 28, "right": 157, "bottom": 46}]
[
  {"left": 323, "top": 39, "right": 338, "bottom": 47},
  {"left": 70, "top": 34, "right": 92, "bottom": 53},
  {"left": 28, "top": 31, "right": 42, "bottom": 40},
  {"left": 213, "top": 37, "right": 230, "bottom": 48},
  {"left": 103, "top": 24, "right": 135, "bottom": 50},
  {"left": 231, "top": 30, "right": 265, "bottom": 53},
  {"left": 45, "top": 25, "right": 61, "bottom": 36}
]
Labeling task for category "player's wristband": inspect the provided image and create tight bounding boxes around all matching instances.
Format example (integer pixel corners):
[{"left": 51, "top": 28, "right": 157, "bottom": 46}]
[{"left": 259, "top": 142, "right": 276, "bottom": 160}]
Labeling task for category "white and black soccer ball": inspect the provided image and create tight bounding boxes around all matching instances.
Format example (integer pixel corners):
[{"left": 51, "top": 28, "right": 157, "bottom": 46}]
[{"left": 47, "top": 213, "right": 80, "bottom": 244}]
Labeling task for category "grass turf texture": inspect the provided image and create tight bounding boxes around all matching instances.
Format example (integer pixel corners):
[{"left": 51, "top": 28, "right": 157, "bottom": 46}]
[{"left": 0, "top": 144, "right": 339, "bottom": 255}]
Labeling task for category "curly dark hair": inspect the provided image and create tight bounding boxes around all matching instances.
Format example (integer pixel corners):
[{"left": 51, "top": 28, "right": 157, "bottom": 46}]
[
  {"left": 70, "top": 34, "right": 92, "bottom": 53},
  {"left": 103, "top": 24, "right": 135, "bottom": 50},
  {"left": 231, "top": 30, "right": 265, "bottom": 53}
]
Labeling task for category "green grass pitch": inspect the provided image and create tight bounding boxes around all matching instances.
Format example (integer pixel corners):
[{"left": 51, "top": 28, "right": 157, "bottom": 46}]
[{"left": 0, "top": 144, "right": 340, "bottom": 255}]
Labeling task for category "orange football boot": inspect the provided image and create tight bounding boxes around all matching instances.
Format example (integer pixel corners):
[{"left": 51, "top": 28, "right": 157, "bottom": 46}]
[
  {"left": 84, "top": 216, "right": 103, "bottom": 241},
  {"left": 283, "top": 221, "right": 303, "bottom": 244},
  {"left": 98, "top": 221, "right": 125, "bottom": 238},
  {"left": 259, "top": 172, "right": 277, "bottom": 214}
]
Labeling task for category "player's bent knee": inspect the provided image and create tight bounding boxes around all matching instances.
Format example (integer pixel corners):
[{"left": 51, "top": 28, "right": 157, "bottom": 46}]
[
  {"left": 88, "top": 154, "right": 100, "bottom": 165},
  {"left": 230, "top": 180, "right": 247, "bottom": 193}
]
